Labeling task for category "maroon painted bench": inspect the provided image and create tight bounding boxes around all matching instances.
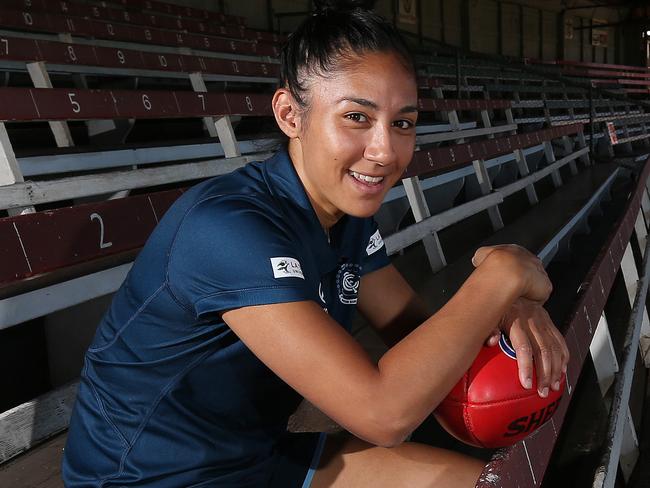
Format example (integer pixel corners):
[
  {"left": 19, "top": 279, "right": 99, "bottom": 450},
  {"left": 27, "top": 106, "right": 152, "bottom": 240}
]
[
  {"left": 561, "top": 68, "right": 650, "bottom": 80},
  {"left": 6, "top": 0, "right": 282, "bottom": 43},
  {"left": 531, "top": 58, "right": 650, "bottom": 75},
  {"left": 0, "top": 88, "right": 504, "bottom": 123},
  {"left": 0, "top": 87, "right": 273, "bottom": 120},
  {"left": 97, "top": 0, "right": 246, "bottom": 26},
  {"left": 0, "top": 34, "right": 279, "bottom": 78},
  {"left": 0, "top": 7, "right": 280, "bottom": 57},
  {"left": 0, "top": 187, "right": 182, "bottom": 294},
  {"left": 405, "top": 123, "right": 583, "bottom": 179}
]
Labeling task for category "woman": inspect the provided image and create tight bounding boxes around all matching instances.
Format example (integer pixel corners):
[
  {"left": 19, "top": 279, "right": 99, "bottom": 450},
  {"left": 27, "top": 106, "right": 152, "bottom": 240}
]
[{"left": 63, "top": 1, "right": 569, "bottom": 486}]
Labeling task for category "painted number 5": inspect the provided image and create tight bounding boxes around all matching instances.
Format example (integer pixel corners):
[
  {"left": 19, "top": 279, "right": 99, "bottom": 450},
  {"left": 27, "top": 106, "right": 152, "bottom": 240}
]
[{"left": 90, "top": 213, "right": 113, "bottom": 249}]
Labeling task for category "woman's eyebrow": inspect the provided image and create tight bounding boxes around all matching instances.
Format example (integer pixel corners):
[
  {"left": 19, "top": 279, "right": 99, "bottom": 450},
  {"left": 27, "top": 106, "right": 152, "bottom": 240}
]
[
  {"left": 399, "top": 105, "right": 418, "bottom": 114},
  {"left": 339, "top": 97, "right": 418, "bottom": 114},
  {"left": 339, "top": 97, "right": 378, "bottom": 109}
]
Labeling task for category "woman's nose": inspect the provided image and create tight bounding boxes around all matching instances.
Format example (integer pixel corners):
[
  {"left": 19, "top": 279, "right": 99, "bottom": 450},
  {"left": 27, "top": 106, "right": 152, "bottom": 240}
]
[{"left": 364, "top": 125, "right": 398, "bottom": 167}]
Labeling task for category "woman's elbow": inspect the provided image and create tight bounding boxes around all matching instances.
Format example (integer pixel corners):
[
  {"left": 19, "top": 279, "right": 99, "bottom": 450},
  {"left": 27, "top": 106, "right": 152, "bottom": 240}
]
[{"left": 355, "top": 407, "right": 413, "bottom": 448}]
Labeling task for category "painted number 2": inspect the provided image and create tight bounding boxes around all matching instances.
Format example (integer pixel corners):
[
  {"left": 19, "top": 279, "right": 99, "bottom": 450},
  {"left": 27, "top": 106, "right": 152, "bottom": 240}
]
[{"left": 90, "top": 213, "right": 113, "bottom": 249}]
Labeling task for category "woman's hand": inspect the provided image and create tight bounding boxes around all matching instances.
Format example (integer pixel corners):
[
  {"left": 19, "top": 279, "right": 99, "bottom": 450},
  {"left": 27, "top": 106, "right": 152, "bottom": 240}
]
[
  {"left": 485, "top": 298, "right": 570, "bottom": 398},
  {"left": 472, "top": 244, "right": 553, "bottom": 304}
]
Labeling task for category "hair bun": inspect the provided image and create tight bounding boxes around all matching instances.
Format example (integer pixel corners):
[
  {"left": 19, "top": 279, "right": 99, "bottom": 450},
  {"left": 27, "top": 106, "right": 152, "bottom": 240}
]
[{"left": 314, "top": 0, "right": 375, "bottom": 14}]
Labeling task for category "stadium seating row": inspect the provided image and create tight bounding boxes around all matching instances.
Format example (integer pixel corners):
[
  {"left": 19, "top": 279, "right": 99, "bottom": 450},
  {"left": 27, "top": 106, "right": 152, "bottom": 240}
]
[{"left": 0, "top": 6, "right": 649, "bottom": 486}]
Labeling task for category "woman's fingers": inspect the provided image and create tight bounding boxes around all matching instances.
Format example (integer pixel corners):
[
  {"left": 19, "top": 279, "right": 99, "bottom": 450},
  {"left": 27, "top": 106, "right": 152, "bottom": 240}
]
[
  {"left": 548, "top": 318, "right": 570, "bottom": 378},
  {"left": 507, "top": 316, "right": 534, "bottom": 391},
  {"left": 503, "top": 300, "right": 569, "bottom": 397}
]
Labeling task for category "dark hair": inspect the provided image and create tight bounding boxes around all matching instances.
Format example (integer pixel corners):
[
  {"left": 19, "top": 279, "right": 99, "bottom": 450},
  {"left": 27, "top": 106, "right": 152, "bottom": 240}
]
[{"left": 279, "top": 0, "right": 415, "bottom": 109}]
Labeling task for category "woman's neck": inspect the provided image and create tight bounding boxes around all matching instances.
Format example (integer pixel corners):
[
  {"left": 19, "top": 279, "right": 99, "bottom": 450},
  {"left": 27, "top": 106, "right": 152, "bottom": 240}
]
[{"left": 287, "top": 140, "right": 342, "bottom": 232}]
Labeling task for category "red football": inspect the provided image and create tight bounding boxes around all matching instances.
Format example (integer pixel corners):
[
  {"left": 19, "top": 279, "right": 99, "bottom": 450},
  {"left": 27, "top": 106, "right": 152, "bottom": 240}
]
[{"left": 433, "top": 335, "right": 565, "bottom": 448}]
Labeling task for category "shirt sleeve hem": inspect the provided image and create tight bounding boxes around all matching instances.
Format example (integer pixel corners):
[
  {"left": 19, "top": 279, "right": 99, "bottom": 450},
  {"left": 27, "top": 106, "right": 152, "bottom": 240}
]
[{"left": 194, "top": 286, "right": 314, "bottom": 317}]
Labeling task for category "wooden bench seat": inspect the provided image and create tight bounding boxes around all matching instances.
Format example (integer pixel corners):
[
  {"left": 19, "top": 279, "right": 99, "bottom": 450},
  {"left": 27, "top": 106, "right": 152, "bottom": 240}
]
[
  {"left": 5, "top": 0, "right": 280, "bottom": 43},
  {"left": 0, "top": 6, "right": 280, "bottom": 57},
  {"left": 0, "top": 34, "right": 279, "bottom": 79}
]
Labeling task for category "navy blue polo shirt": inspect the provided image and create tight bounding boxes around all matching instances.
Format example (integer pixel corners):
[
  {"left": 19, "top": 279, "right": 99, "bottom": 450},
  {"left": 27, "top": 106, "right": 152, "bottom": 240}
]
[{"left": 63, "top": 149, "right": 390, "bottom": 487}]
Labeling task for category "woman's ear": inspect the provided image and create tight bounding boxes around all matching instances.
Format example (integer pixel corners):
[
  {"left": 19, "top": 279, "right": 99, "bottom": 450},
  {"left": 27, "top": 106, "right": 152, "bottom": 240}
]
[{"left": 272, "top": 88, "right": 302, "bottom": 138}]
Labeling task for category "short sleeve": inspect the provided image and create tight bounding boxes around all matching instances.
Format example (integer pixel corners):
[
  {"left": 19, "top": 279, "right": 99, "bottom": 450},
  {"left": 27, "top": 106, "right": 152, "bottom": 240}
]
[
  {"left": 361, "top": 218, "right": 390, "bottom": 276},
  {"left": 167, "top": 196, "right": 314, "bottom": 318}
]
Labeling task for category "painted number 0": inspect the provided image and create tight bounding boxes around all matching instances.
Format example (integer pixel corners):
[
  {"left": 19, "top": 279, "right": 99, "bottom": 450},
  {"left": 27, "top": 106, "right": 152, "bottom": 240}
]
[
  {"left": 90, "top": 213, "right": 113, "bottom": 249},
  {"left": 0, "top": 39, "right": 8, "bottom": 55}
]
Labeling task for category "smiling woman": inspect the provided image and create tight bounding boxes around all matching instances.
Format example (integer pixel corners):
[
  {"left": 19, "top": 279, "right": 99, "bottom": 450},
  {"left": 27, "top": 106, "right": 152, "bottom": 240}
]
[{"left": 61, "top": 1, "right": 568, "bottom": 487}]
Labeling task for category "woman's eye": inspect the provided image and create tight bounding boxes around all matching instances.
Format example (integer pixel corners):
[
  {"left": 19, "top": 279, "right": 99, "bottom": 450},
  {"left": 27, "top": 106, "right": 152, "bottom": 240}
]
[
  {"left": 345, "top": 113, "right": 368, "bottom": 123},
  {"left": 393, "top": 120, "right": 414, "bottom": 130}
]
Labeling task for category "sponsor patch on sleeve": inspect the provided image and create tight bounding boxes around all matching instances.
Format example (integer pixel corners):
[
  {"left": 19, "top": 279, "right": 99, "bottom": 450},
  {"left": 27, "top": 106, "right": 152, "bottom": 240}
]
[
  {"left": 366, "top": 229, "right": 385, "bottom": 256},
  {"left": 270, "top": 257, "right": 305, "bottom": 279}
]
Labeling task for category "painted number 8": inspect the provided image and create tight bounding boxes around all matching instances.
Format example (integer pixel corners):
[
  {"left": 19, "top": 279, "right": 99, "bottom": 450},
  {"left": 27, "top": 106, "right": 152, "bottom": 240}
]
[
  {"left": 67, "top": 45, "right": 77, "bottom": 61},
  {"left": 245, "top": 96, "right": 253, "bottom": 112}
]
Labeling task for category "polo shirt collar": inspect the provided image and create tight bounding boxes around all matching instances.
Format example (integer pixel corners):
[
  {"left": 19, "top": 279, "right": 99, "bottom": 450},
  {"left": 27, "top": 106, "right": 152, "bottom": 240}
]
[{"left": 263, "top": 149, "right": 342, "bottom": 275}]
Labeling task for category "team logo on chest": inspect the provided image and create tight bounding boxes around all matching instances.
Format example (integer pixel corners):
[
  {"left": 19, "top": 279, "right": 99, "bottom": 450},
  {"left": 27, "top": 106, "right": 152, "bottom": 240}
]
[{"left": 336, "top": 263, "right": 361, "bottom": 305}]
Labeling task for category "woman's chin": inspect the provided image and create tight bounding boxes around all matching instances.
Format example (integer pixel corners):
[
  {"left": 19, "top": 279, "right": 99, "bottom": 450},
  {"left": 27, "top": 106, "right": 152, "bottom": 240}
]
[{"left": 343, "top": 201, "right": 384, "bottom": 219}]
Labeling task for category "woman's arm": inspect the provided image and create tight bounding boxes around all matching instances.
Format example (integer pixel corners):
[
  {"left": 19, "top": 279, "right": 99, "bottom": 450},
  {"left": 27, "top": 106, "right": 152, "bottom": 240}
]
[{"left": 222, "top": 249, "right": 539, "bottom": 447}]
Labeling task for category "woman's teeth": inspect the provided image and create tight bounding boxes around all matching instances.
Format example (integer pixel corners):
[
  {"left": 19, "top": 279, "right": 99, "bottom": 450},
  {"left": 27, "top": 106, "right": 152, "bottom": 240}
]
[{"left": 349, "top": 171, "right": 383, "bottom": 185}]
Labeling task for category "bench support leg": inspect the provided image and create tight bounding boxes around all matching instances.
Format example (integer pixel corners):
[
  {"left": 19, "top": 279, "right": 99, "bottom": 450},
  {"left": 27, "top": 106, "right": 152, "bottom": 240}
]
[
  {"left": 214, "top": 116, "right": 241, "bottom": 158},
  {"left": 620, "top": 241, "right": 650, "bottom": 367},
  {"left": 561, "top": 135, "right": 578, "bottom": 175},
  {"left": 472, "top": 158, "right": 503, "bottom": 230},
  {"left": 0, "top": 122, "right": 34, "bottom": 215},
  {"left": 590, "top": 314, "right": 618, "bottom": 396},
  {"left": 513, "top": 148, "right": 539, "bottom": 205},
  {"left": 641, "top": 189, "right": 650, "bottom": 225},
  {"left": 26, "top": 62, "right": 74, "bottom": 148},
  {"left": 543, "top": 141, "right": 563, "bottom": 188},
  {"left": 576, "top": 130, "right": 591, "bottom": 166},
  {"left": 402, "top": 176, "right": 446, "bottom": 272},
  {"left": 635, "top": 210, "right": 648, "bottom": 256}
]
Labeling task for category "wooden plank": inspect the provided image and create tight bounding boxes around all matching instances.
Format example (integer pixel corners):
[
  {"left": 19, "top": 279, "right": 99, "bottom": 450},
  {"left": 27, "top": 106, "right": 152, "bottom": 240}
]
[
  {"left": 384, "top": 192, "right": 504, "bottom": 254},
  {"left": 0, "top": 154, "right": 263, "bottom": 210},
  {"left": 6, "top": 196, "right": 157, "bottom": 282},
  {"left": 0, "top": 219, "right": 32, "bottom": 283},
  {"left": 0, "top": 88, "right": 273, "bottom": 121},
  {"left": 147, "top": 189, "right": 184, "bottom": 222},
  {"left": 224, "top": 92, "right": 272, "bottom": 116},
  {"left": 0, "top": 263, "right": 132, "bottom": 327},
  {"left": 0, "top": 382, "right": 78, "bottom": 464}
]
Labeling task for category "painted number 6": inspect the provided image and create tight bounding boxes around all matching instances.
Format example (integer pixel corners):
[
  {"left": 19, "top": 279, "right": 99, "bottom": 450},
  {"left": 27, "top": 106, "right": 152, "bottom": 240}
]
[{"left": 142, "top": 94, "right": 152, "bottom": 111}]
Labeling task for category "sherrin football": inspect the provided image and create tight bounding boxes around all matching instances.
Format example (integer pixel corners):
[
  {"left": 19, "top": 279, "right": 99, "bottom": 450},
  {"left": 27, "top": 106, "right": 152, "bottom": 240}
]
[{"left": 433, "top": 334, "right": 565, "bottom": 448}]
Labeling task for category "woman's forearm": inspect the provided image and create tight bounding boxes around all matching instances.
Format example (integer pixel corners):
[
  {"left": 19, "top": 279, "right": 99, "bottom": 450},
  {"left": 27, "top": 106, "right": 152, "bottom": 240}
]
[{"left": 373, "top": 259, "right": 522, "bottom": 440}]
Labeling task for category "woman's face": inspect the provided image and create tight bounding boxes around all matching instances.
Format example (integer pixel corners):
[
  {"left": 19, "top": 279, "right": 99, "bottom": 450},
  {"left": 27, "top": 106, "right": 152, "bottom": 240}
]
[{"left": 288, "top": 51, "right": 418, "bottom": 228}]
